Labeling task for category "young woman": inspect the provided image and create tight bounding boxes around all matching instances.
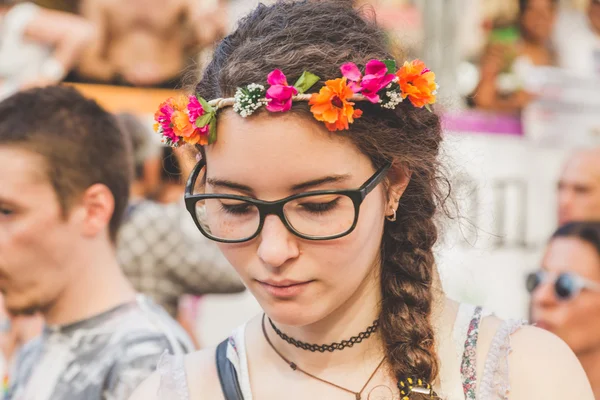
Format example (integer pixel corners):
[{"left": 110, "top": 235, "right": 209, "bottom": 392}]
[
  {"left": 530, "top": 221, "right": 600, "bottom": 398},
  {"left": 131, "top": 2, "right": 592, "bottom": 399},
  {"left": 473, "top": 0, "right": 558, "bottom": 113}
]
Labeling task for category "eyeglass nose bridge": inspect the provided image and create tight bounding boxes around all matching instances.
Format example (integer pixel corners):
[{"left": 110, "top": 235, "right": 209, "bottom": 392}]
[{"left": 253, "top": 200, "right": 295, "bottom": 238}]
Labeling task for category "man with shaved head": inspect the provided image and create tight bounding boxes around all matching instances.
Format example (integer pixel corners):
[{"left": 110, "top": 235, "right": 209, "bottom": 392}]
[{"left": 558, "top": 147, "right": 600, "bottom": 225}]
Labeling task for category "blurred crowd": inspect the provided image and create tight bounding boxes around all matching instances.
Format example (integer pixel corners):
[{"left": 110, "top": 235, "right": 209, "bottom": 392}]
[
  {"left": 470, "top": 0, "right": 600, "bottom": 113},
  {"left": 0, "top": 0, "right": 600, "bottom": 399},
  {"left": 0, "top": 0, "right": 227, "bottom": 97}
]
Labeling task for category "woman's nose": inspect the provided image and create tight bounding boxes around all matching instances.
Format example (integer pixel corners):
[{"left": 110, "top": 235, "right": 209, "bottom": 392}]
[{"left": 256, "top": 215, "right": 300, "bottom": 268}]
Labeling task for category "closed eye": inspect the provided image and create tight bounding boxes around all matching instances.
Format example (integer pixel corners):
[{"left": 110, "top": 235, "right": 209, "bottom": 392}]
[{"left": 298, "top": 197, "right": 341, "bottom": 214}]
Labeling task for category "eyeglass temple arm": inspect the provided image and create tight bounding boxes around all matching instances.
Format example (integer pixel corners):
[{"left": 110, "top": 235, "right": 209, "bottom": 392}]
[
  {"left": 584, "top": 278, "right": 600, "bottom": 293},
  {"left": 360, "top": 163, "right": 392, "bottom": 199},
  {"left": 185, "top": 160, "right": 205, "bottom": 196}
]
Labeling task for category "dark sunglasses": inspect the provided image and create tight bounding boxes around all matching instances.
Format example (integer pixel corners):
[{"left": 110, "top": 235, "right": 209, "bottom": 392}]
[{"left": 526, "top": 270, "right": 600, "bottom": 300}]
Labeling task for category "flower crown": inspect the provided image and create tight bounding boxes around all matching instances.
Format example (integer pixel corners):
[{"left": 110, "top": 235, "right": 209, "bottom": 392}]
[{"left": 154, "top": 59, "right": 438, "bottom": 147}]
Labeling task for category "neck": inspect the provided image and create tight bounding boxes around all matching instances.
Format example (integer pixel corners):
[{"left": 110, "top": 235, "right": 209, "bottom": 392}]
[
  {"left": 43, "top": 239, "right": 136, "bottom": 326},
  {"left": 130, "top": 181, "right": 146, "bottom": 200},
  {"left": 578, "top": 347, "right": 600, "bottom": 398},
  {"left": 156, "top": 183, "right": 184, "bottom": 204},
  {"left": 264, "top": 267, "right": 384, "bottom": 369}
]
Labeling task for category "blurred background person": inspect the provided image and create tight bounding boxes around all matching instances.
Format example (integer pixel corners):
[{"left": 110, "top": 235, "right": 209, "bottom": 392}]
[
  {"left": 472, "top": 0, "right": 558, "bottom": 113},
  {"left": 152, "top": 147, "right": 188, "bottom": 204},
  {"left": 0, "top": 87, "right": 193, "bottom": 400},
  {"left": 115, "top": 113, "right": 245, "bottom": 348},
  {"left": 529, "top": 221, "right": 600, "bottom": 398},
  {"left": 554, "top": 0, "right": 600, "bottom": 78},
  {"left": 0, "top": 0, "right": 94, "bottom": 99},
  {"left": 558, "top": 147, "right": 600, "bottom": 225},
  {"left": 73, "top": 0, "right": 226, "bottom": 88}
]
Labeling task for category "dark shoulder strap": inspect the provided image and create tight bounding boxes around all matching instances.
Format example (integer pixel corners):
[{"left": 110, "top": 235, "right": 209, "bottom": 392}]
[{"left": 216, "top": 339, "right": 244, "bottom": 400}]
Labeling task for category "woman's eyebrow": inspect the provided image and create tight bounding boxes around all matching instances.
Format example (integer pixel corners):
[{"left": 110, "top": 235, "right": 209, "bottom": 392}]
[
  {"left": 290, "top": 174, "right": 352, "bottom": 192},
  {"left": 206, "top": 178, "right": 255, "bottom": 196},
  {"left": 206, "top": 174, "right": 352, "bottom": 196}
]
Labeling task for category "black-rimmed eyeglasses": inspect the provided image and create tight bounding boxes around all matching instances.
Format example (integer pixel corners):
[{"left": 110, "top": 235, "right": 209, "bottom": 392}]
[{"left": 184, "top": 160, "right": 391, "bottom": 243}]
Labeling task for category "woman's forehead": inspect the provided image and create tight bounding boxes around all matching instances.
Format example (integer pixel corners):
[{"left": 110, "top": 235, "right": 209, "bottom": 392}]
[
  {"left": 207, "top": 111, "right": 368, "bottom": 170},
  {"left": 203, "top": 112, "right": 374, "bottom": 195},
  {"left": 545, "top": 238, "right": 600, "bottom": 278}
]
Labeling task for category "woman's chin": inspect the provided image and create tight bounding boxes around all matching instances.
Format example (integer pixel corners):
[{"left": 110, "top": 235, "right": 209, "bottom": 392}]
[{"left": 257, "top": 298, "right": 328, "bottom": 327}]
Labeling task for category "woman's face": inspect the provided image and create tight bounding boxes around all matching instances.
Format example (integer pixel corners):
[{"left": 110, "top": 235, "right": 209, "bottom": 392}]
[
  {"left": 531, "top": 237, "right": 600, "bottom": 355},
  {"left": 202, "top": 111, "right": 404, "bottom": 326},
  {"left": 521, "top": 0, "right": 557, "bottom": 43}
]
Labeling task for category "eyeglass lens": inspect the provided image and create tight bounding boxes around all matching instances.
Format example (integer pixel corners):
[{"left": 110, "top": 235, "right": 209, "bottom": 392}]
[{"left": 194, "top": 194, "right": 356, "bottom": 241}]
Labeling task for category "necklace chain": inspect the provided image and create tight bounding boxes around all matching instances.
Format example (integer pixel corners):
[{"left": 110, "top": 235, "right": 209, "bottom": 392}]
[
  {"left": 262, "top": 315, "right": 385, "bottom": 400},
  {"left": 268, "top": 317, "right": 379, "bottom": 353}
]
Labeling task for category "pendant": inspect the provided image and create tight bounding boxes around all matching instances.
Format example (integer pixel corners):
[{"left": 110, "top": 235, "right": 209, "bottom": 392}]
[{"left": 355, "top": 394, "right": 361, "bottom": 400}]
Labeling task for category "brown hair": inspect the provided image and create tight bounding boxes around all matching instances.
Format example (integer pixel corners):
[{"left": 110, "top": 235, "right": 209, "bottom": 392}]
[
  {"left": 195, "top": 1, "right": 446, "bottom": 396},
  {"left": 0, "top": 85, "right": 131, "bottom": 242}
]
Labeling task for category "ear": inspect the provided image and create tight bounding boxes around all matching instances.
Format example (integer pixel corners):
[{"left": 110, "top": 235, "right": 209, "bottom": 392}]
[
  {"left": 76, "top": 184, "right": 115, "bottom": 238},
  {"left": 385, "top": 163, "right": 411, "bottom": 213}
]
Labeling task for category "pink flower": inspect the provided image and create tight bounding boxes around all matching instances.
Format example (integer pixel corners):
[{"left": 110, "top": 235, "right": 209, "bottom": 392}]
[
  {"left": 340, "top": 63, "right": 363, "bottom": 93},
  {"left": 265, "top": 69, "right": 298, "bottom": 112},
  {"left": 187, "top": 95, "right": 204, "bottom": 124},
  {"left": 154, "top": 101, "right": 179, "bottom": 144},
  {"left": 341, "top": 59, "right": 396, "bottom": 103}
]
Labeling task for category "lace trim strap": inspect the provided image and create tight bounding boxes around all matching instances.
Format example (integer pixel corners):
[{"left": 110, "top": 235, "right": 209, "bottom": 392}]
[
  {"left": 477, "top": 319, "right": 525, "bottom": 400},
  {"left": 157, "top": 350, "right": 190, "bottom": 400}
]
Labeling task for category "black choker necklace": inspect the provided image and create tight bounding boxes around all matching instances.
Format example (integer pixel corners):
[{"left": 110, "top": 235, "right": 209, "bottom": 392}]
[{"left": 268, "top": 317, "right": 379, "bottom": 353}]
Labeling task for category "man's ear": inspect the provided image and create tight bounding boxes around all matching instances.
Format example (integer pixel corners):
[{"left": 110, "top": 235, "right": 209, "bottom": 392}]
[{"left": 74, "top": 184, "right": 115, "bottom": 238}]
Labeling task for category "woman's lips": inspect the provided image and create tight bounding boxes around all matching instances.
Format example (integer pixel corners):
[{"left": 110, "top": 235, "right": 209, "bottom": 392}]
[{"left": 257, "top": 279, "right": 313, "bottom": 298}]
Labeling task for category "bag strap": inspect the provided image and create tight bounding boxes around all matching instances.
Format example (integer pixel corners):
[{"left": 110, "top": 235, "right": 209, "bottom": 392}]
[{"left": 215, "top": 339, "right": 244, "bottom": 400}]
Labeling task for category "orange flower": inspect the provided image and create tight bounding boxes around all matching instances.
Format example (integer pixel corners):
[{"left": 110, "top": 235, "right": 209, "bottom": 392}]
[
  {"left": 167, "top": 95, "right": 209, "bottom": 145},
  {"left": 396, "top": 59, "right": 437, "bottom": 108},
  {"left": 309, "top": 77, "right": 363, "bottom": 131},
  {"left": 172, "top": 111, "right": 195, "bottom": 138}
]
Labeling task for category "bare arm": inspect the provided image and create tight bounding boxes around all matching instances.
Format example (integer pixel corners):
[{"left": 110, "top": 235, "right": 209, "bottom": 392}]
[
  {"left": 77, "top": 0, "right": 116, "bottom": 81},
  {"left": 508, "top": 326, "right": 594, "bottom": 399},
  {"left": 473, "top": 44, "right": 533, "bottom": 114},
  {"left": 22, "top": 7, "right": 95, "bottom": 82}
]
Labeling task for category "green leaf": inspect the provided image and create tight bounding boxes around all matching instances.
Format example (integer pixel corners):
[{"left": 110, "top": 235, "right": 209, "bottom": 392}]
[
  {"left": 197, "top": 97, "right": 214, "bottom": 113},
  {"left": 293, "top": 71, "right": 320, "bottom": 94},
  {"left": 383, "top": 60, "right": 397, "bottom": 74},
  {"left": 195, "top": 112, "right": 214, "bottom": 128},
  {"left": 208, "top": 119, "right": 218, "bottom": 144}
]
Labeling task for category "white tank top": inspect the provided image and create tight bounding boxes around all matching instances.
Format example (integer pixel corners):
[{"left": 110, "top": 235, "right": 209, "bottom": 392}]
[{"left": 157, "top": 304, "right": 523, "bottom": 399}]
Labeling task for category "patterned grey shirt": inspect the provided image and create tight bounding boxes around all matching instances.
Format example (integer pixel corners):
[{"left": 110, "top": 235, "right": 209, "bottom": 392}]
[
  {"left": 117, "top": 200, "right": 245, "bottom": 317},
  {"left": 6, "top": 295, "right": 194, "bottom": 400}
]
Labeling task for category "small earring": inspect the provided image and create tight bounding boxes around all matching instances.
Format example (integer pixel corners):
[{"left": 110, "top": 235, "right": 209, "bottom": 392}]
[{"left": 386, "top": 209, "right": 397, "bottom": 222}]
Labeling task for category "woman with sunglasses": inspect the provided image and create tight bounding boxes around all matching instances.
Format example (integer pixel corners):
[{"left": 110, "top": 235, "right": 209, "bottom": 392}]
[
  {"left": 130, "top": 2, "right": 592, "bottom": 400},
  {"left": 530, "top": 221, "right": 600, "bottom": 398}
]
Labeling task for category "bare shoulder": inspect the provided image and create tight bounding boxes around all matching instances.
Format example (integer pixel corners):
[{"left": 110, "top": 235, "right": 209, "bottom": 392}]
[
  {"left": 507, "top": 326, "right": 593, "bottom": 399},
  {"left": 185, "top": 347, "right": 226, "bottom": 400},
  {"left": 128, "top": 348, "right": 224, "bottom": 400}
]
